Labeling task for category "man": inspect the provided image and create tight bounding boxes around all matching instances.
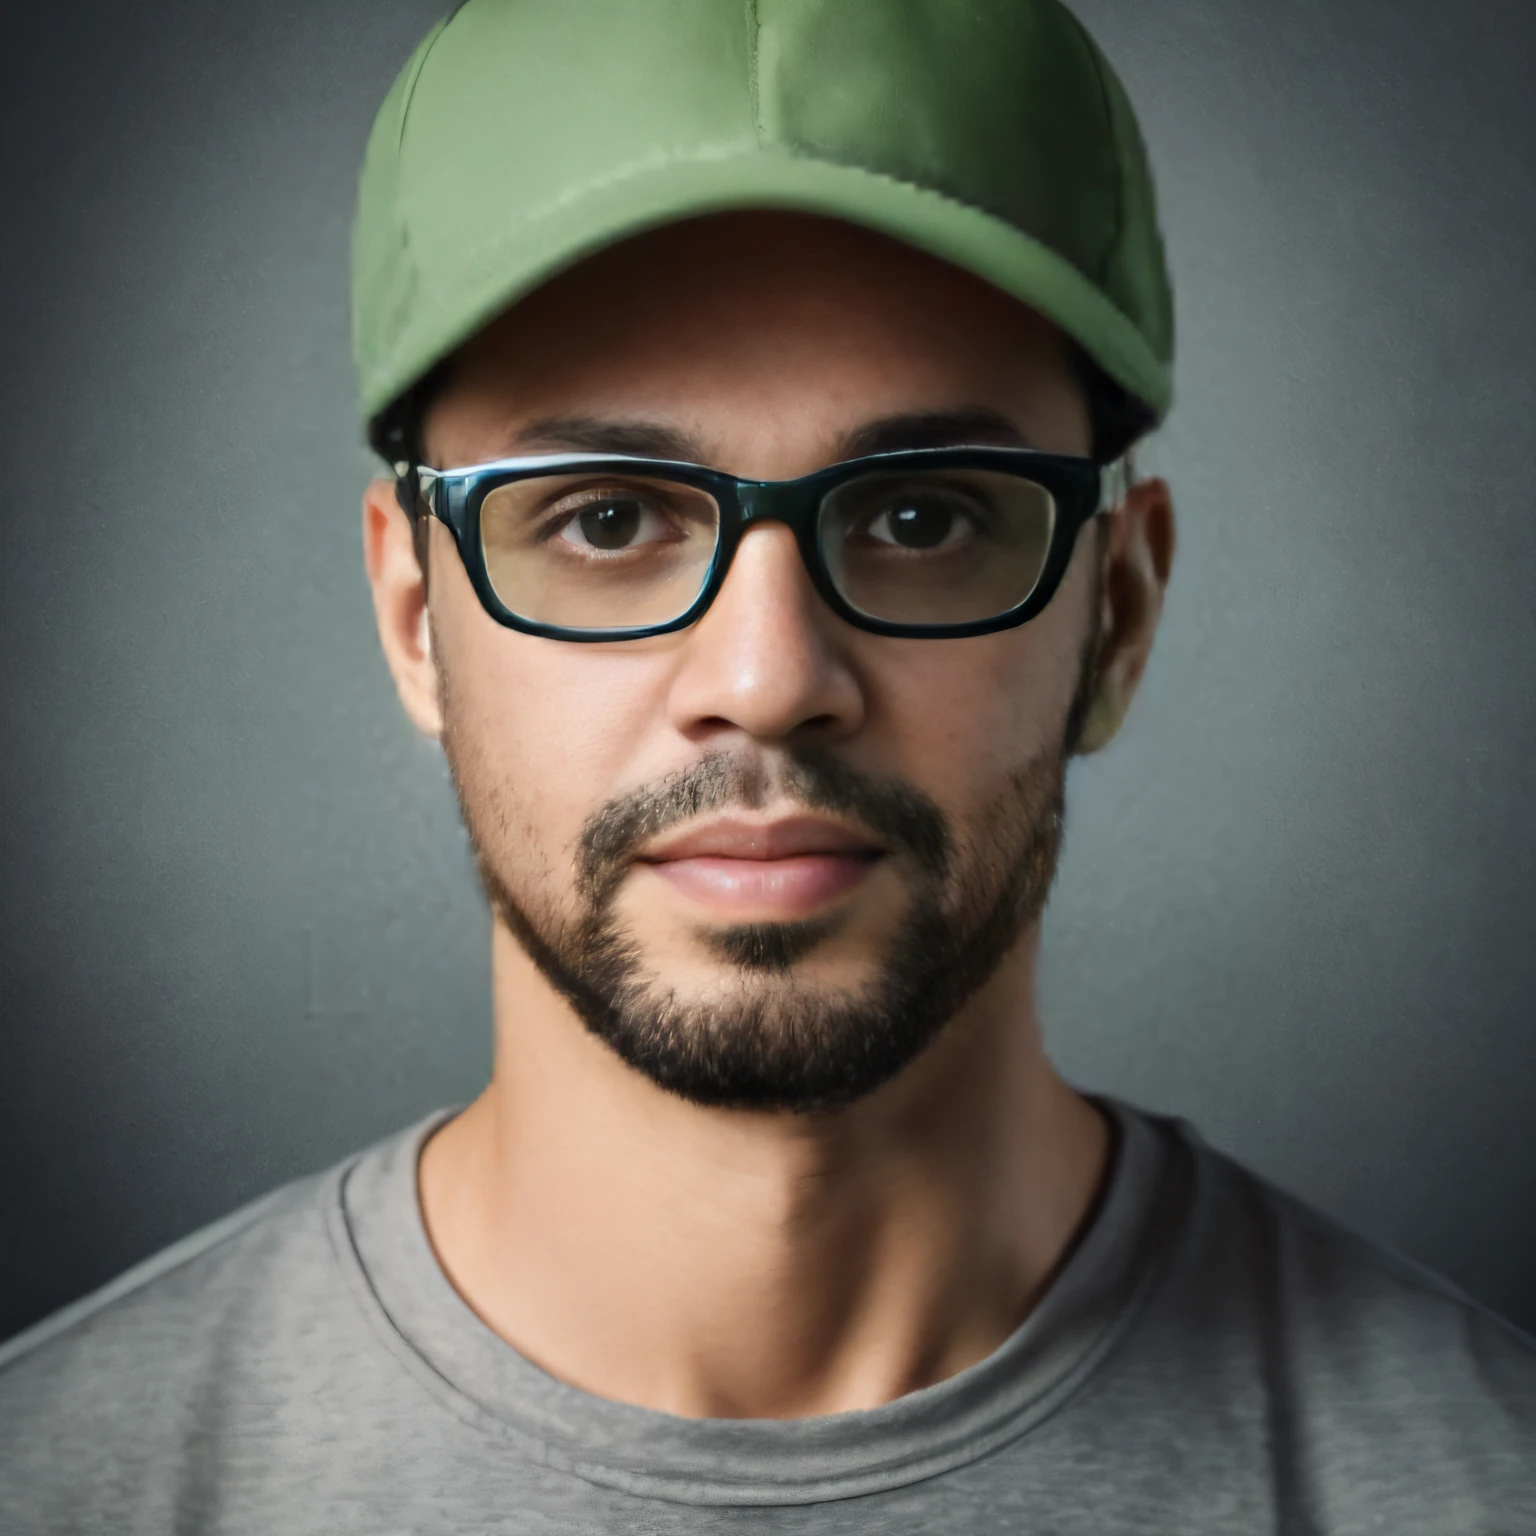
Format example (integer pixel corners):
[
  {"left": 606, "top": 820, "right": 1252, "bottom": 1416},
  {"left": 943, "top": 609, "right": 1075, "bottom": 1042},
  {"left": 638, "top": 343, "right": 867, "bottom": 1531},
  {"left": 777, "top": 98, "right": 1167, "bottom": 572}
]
[{"left": 2, "top": 0, "right": 1532, "bottom": 1529}]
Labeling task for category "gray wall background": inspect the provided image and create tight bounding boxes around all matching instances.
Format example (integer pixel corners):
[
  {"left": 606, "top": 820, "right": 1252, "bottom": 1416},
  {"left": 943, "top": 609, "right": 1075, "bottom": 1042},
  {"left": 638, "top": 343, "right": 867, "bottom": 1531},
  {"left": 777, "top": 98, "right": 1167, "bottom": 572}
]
[{"left": 2, "top": 0, "right": 1533, "bottom": 1343}]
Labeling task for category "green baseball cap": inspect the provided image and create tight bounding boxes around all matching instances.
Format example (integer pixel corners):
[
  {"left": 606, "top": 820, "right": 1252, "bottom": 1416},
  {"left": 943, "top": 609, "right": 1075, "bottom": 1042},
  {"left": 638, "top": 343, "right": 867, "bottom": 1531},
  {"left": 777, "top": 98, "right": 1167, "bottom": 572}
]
[{"left": 351, "top": 0, "right": 1173, "bottom": 450}]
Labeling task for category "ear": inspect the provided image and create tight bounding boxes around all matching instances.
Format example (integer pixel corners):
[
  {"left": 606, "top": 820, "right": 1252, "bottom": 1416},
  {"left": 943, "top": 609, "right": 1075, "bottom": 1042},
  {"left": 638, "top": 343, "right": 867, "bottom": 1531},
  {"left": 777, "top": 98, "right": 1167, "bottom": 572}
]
[
  {"left": 363, "top": 476, "right": 443, "bottom": 737},
  {"left": 1073, "top": 476, "right": 1176, "bottom": 756}
]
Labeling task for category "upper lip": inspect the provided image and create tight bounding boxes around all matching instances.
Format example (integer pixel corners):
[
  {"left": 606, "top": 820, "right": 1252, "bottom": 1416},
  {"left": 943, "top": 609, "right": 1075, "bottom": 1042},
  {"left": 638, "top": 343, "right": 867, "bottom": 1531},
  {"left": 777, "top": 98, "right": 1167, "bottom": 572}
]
[{"left": 636, "top": 816, "right": 883, "bottom": 863}]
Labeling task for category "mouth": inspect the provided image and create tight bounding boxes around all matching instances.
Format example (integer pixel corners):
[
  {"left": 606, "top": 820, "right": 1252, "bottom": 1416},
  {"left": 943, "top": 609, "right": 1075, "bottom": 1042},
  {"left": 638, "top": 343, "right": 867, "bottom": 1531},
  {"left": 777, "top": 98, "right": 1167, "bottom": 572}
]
[{"left": 634, "top": 816, "right": 884, "bottom": 918}]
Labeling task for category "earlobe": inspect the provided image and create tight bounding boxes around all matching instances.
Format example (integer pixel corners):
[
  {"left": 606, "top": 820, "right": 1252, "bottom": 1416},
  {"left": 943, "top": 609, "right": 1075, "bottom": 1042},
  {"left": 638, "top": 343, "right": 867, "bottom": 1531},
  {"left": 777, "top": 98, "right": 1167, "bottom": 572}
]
[{"left": 1072, "top": 681, "right": 1126, "bottom": 755}]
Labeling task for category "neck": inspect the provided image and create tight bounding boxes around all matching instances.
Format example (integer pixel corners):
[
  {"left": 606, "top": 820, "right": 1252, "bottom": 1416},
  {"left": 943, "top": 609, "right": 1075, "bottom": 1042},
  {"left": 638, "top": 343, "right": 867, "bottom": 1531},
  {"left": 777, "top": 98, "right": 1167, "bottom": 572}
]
[{"left": 418, "top": 920, "right": 1111, "bottom": 1420}]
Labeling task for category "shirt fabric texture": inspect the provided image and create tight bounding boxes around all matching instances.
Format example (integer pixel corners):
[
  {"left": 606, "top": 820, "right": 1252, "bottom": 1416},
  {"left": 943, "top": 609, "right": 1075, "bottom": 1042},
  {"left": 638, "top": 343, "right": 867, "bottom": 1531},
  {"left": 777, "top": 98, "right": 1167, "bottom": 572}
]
[{"left": 2, "top": 1095, "right": 1532, "bottom": 1533}]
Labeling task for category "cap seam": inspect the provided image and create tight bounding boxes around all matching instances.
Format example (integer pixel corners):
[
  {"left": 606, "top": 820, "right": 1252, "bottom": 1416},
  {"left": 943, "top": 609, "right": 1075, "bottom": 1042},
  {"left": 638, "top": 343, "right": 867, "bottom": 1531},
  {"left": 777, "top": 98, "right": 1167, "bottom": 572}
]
[
  {"left": 394, "top": 10, "right": 455, "bottom": 154},
  {"left": 366, "top": 8, "right": 458, "bottom": 394},
  {"left": 1060, "top": 7, "right": 1124, "bottom": 296},
  {"left": 746, "top": 0, "right": 764, "bottom": 148}
]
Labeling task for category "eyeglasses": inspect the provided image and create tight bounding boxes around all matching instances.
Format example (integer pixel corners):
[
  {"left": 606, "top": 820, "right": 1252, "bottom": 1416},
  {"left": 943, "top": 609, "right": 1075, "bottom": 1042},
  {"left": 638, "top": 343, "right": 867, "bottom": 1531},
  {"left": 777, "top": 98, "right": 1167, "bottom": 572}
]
[{"left": 396, "top": 447, "right": 1123, "bottom": 642}]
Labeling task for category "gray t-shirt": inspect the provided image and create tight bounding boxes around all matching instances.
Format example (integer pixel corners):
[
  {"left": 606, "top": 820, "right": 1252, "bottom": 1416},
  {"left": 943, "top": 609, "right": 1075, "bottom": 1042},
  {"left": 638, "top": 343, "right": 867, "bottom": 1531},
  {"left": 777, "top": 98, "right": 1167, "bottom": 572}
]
[{"left": 2, "top": 1096, "right": 1532, "bottom": 1533}]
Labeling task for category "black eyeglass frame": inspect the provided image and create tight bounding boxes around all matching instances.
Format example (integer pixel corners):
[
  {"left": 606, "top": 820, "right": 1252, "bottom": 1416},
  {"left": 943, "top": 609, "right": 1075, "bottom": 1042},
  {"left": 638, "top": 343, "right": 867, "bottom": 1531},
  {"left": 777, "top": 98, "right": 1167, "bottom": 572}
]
[{"left": 395, "top": 446, "right": 1123, "bottom": 643}]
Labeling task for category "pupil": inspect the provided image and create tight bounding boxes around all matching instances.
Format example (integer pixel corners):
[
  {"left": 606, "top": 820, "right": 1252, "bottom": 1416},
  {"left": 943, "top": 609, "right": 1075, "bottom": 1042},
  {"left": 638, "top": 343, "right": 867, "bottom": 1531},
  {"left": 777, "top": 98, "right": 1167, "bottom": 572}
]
[
  {"left": 579, "top": 499, "right": 642, "bottom": 549},
  {"left": 887, "top": 499, "right": 952, "bottom": 549}
]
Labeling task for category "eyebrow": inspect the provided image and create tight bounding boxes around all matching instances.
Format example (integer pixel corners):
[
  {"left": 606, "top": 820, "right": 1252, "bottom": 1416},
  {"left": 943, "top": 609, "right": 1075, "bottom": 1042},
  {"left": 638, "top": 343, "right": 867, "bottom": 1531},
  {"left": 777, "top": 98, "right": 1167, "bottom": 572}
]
[
  {"left": 517, "top": 416, "right": 697, "bottom": 460},
  {"left": 835, "top": 409, "right": 1034, "bottom": 458},
  {"left": 511, "top": 408, "right": 1035, "bottom": 470}
]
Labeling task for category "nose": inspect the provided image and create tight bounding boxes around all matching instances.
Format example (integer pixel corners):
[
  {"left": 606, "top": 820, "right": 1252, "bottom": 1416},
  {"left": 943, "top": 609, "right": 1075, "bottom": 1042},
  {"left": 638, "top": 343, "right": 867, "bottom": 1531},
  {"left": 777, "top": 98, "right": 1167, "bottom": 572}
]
[{"left": 664, "top": 522, "right": 865, "bottom": 745}]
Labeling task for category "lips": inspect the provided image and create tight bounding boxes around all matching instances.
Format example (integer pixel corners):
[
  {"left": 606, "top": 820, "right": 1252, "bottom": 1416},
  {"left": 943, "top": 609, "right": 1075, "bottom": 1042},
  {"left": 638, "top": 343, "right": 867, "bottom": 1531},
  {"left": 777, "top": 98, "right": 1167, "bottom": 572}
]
[
  {"left": 636, "top": 815, "right": 882, "bottom": 865},
  {"left": 635, "top": 816, "right": 883, "bottom": 917}
]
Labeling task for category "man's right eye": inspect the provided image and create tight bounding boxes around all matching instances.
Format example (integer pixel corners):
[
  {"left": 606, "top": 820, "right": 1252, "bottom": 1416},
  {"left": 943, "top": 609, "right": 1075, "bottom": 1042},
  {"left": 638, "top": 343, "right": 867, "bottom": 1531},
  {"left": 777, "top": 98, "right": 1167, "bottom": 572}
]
[{"left": 555, "top": 496, "right": 674, "bottom": 552}]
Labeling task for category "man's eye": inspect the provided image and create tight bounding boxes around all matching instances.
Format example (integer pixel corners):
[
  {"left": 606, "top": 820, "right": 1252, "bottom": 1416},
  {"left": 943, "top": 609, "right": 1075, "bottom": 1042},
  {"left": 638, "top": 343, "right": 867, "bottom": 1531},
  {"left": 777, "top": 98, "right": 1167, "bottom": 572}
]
[
  {"left": 555, "top": 496, "right": 674, "bottom": 551},
  {"left": 863, "top": 494, "right": 977, "bottom": 550}
]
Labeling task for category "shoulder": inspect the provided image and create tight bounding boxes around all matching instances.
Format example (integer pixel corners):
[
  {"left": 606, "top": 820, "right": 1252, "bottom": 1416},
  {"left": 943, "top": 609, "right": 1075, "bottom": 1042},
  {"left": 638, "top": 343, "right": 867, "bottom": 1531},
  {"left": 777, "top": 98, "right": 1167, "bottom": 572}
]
[
  {"left": 1127, "top": 1104, "right": 1536, "bottom": 1511},
  {"left": 1191, "top": 1121, "right": 1535, "bottom": 1373},
  {"left": 2, "top": 1170, "right": 329, "bottom": 1377},
  {"left": 0, "top": 1139, "right": 392, "bottom": 1527}
]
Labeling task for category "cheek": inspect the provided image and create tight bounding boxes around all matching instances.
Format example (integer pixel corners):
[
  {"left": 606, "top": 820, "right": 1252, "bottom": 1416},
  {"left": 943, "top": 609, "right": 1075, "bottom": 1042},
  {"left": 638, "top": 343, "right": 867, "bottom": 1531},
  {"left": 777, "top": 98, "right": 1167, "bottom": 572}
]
[
  {"left": 867, "top": 618, "right": 1082, "bottom": 790},
  {"left": 441, "top": 615, "right": 675, "bottom": 867}
]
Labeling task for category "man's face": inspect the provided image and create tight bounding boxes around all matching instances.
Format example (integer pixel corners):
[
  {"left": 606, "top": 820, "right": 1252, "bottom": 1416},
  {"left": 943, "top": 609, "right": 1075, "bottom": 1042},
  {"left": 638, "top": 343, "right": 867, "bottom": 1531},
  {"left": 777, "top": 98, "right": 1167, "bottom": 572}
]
[{"left": 414, "top": 212, "right": 1105, "bottom": 1113}]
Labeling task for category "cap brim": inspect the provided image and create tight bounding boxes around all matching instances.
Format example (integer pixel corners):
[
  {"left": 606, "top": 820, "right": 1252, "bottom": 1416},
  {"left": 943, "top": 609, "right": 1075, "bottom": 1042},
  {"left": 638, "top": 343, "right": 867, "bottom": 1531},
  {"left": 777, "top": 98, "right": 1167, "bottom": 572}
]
[{"left": 363, "top": 149, "right": 1171, "bottom": 429}]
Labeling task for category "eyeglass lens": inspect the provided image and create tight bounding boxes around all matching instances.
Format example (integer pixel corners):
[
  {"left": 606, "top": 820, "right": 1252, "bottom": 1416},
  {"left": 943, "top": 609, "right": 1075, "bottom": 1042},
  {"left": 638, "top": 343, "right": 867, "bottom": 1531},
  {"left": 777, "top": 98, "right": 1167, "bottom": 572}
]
[{"left": 477, "top": 468, "right": 1057, "bottom": 631}]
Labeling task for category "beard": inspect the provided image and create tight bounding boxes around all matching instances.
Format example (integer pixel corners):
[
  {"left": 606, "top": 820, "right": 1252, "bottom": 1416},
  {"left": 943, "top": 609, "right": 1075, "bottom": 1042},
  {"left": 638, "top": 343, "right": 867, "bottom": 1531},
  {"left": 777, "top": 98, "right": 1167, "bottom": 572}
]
[{"left": 441, "top": 599, "right": 1100, "bottom": 1116}]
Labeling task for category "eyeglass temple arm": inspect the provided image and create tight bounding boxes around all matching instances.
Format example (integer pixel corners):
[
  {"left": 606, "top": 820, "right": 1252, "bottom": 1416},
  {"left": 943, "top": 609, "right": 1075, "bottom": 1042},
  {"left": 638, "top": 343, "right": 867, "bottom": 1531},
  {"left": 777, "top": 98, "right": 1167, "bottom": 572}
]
[
  {"left": 392, "top": 462, "right": 445, "bottom": 521},
  {"left": 1099, "top": 456, "right": 1130, "bottom": 515}
]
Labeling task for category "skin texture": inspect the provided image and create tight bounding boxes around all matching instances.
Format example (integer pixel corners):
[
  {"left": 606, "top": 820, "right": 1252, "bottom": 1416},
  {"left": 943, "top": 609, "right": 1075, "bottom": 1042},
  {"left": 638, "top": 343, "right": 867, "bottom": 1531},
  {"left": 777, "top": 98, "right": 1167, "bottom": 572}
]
[{"left": 362, "top": 211, "right": 1175, "bottom": 1420}]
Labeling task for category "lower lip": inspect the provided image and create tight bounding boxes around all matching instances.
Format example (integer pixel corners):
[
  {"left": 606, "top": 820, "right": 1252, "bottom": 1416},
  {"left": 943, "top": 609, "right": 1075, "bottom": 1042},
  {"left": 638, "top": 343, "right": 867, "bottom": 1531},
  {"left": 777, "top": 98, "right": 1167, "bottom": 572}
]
[{"left": 642, "top": 853, "right": 880, "bottom": 917}]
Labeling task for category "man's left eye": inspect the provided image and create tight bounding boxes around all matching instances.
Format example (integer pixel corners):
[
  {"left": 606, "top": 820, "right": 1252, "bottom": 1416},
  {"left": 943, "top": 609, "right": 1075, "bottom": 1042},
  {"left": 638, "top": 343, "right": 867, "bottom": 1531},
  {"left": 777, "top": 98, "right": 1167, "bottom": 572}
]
[{"left": 864, "top": 496, "right": 975, "bottom": 550}]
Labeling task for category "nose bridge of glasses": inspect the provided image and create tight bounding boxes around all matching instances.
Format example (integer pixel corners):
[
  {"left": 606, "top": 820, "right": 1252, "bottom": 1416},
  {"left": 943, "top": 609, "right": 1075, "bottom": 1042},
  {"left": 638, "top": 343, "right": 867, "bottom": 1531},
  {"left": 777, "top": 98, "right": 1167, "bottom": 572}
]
[{"left": 734, "top": 478, "right": 820, "bottom": 535}]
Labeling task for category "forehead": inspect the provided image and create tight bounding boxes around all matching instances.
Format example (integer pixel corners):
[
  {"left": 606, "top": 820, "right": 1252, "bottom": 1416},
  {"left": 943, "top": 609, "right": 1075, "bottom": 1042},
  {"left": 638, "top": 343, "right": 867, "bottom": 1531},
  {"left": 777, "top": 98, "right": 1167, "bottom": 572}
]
[{"left": 426, "top": 210, "right": 1088, "bottom": 469}]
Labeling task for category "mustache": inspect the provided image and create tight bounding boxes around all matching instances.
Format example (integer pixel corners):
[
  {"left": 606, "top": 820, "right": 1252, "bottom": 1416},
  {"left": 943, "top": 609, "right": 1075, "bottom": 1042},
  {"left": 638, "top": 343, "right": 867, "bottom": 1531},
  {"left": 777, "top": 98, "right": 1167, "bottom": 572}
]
[{"left": 576, "top": 748, "right": 953, "bottom": 906}]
